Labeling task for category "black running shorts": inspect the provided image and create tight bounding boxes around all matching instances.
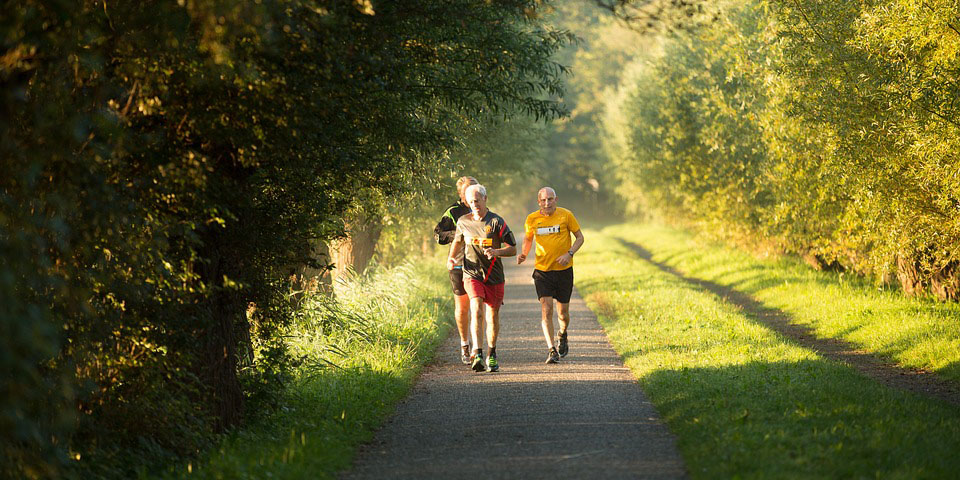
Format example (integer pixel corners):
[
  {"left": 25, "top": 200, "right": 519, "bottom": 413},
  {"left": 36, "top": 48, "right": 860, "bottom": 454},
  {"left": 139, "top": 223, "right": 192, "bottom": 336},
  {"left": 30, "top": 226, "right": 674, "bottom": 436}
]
[
  {"left": 449, "top": 266, "right": 467, "bottom": 296},
  {"left": 532, "top": 268, "right": 573, "bottom": 303}
]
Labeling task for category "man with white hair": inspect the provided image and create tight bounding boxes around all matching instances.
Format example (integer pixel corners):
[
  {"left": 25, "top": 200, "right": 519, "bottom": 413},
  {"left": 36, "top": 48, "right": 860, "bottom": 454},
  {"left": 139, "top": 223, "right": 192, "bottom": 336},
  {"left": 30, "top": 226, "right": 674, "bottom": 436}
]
[
  {"left": 433, "top": 175, "right": 478, "bottom": 364},
  {"left": 446, "top": 184, "right": 517, "bottom": 372},
  {"left": 518, "top": 187, "right": 584, "bottom": 364}
]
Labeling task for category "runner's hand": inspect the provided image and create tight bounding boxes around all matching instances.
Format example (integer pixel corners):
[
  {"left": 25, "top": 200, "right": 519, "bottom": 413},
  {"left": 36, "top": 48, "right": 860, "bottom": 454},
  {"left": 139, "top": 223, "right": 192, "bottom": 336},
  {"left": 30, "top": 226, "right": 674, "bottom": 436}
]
[
  {"left": 446, "top": 257, "right": 456, "bottom": 270},
  {"left": 483, "top": 247, "right": 496, "bottom": 260},
  {"left": 517, "top": 253, "right": 526, "bottom": 264},
  {"left": 557, "top": 253, "right": 572, "bottom": 266}
]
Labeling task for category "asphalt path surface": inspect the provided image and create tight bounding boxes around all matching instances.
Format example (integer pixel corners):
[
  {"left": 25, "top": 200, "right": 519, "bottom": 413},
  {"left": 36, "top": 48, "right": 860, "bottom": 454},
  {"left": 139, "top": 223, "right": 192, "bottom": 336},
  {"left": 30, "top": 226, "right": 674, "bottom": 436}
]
[{"left": 342, "top": 261, "right": 687, "bottom": 479}]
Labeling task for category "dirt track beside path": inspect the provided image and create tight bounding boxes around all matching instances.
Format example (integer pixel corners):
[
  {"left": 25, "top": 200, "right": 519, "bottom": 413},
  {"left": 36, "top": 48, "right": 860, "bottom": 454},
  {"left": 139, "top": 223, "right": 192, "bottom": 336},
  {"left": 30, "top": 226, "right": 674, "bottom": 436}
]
[
  {"left": 617, "top": 238, "right": 960, "bottom": 408},
  {"left": 342, "top": 261, "right": 687, "bottom": 479}
]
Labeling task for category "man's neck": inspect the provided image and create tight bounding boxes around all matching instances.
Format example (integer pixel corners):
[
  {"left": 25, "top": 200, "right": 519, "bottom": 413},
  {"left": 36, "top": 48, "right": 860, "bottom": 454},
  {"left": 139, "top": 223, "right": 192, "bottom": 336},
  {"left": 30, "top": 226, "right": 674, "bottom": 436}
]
[
  {"left": 540, "top": 208, "right": 556, "bottom": 216},
  {"left": 472, "top": 208, "right": 488, "bottom": 220}
]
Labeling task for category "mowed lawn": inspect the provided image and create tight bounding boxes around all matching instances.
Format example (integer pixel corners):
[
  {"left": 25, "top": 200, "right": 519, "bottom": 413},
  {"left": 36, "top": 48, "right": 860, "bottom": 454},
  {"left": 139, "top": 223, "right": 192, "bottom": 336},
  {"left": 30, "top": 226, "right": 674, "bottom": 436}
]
[{"left": 575, "top": 222, "right": 960, "bottom": 478}]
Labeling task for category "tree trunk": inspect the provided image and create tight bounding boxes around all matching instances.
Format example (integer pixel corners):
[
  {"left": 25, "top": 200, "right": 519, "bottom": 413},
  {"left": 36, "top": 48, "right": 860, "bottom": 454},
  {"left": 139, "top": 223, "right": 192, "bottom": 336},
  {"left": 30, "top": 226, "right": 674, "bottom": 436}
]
[
  {"left": 801, "top": 251, "right": 843, "bottom": 272},
  {"left": 930, "top": 261, "right": 959, "bottom": 302},
  {"left": 288, "top": 240, "right": 334, "bottom": 305},
  {"left": 896, "top": 253, "right": 959, "bottom": 301},
  {"left": 897, "top": 255, "right": 926, "bottom": 297},
  {"left": 197, "top": 235, "right": 244, "bottom": 432},
  {"left": 331, "top": 214, "right": 382, "bottom": 280}
]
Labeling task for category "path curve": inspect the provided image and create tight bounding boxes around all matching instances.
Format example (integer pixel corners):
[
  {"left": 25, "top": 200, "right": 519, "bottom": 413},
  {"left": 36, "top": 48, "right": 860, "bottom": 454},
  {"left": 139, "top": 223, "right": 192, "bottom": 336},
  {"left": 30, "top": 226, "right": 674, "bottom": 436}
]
[{"left": 342, "top": 261, "right": 687, "bottom": 479}]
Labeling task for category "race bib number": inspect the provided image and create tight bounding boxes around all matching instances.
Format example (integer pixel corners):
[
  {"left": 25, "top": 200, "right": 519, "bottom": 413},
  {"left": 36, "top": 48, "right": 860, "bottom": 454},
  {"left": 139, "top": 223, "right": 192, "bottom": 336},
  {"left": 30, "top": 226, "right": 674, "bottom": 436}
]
[
  {"left": 536, "top": 225, "right": 561, "bottom": 235},
  {"left": 465, "top": 235, "right": 493, "bottom": 247}
]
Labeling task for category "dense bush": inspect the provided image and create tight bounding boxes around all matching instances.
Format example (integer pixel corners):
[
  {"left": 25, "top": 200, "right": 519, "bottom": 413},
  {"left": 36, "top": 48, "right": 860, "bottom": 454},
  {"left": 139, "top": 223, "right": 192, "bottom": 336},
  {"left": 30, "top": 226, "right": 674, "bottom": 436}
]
[
  {"left": 1, "top": 1, "right": 569, "bottom": 477},
  {"left": 601, "top": 0, "right": 960, "bottom": 300}
]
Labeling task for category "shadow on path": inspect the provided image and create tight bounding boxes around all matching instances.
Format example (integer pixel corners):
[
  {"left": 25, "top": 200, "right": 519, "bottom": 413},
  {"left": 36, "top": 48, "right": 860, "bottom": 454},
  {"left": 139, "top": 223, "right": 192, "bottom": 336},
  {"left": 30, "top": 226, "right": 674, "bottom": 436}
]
[{"left": 615, "top": 238, "right": 960, "bottom": 407}]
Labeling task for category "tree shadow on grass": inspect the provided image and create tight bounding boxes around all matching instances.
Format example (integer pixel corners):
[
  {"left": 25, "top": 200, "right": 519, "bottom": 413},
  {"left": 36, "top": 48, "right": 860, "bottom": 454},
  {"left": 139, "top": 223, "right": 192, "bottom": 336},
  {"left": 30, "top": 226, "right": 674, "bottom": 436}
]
[
  {"left": 662, "top": 252, "right": 846, "bottom": 293},
  {"left": 614, "top": 238, "right": 960, "bottom": 407},
  {"left": 940, "top": 361, "right": 960, "bottom": 383},
  {"left": 635, "top": 358, "right": 960, "bottom": 478}
]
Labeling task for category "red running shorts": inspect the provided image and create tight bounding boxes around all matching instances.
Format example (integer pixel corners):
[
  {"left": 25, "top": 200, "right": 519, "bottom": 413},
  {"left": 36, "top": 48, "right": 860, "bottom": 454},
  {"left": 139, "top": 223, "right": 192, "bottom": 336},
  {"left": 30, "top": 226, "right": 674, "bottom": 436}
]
[{"left": 464, "top": 278, "right": 505, "bottom": 307}]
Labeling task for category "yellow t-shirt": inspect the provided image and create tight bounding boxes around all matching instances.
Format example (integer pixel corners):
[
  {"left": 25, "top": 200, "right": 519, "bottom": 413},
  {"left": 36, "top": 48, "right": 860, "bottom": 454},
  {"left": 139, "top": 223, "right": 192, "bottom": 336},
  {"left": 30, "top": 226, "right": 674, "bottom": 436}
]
[{"left": 524, "top": 207, "right": 581, "bottom": 272}]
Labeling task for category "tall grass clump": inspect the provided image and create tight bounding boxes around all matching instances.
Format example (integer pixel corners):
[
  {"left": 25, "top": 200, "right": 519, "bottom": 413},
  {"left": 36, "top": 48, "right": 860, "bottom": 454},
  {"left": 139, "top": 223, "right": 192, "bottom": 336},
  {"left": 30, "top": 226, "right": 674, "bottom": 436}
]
[{"left": 161, "top": 260, "right": 451, "bottom": 479}]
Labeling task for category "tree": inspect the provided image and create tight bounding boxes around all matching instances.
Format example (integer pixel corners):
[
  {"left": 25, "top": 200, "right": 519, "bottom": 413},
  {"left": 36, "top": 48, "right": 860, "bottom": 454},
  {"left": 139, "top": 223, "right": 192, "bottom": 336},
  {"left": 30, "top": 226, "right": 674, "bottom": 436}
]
[
  {"left": 1, "top": 0, "right": 571, "bottom": 477},
  {"left": 589, "top": 0, "right": 960, "bottom": 299}
]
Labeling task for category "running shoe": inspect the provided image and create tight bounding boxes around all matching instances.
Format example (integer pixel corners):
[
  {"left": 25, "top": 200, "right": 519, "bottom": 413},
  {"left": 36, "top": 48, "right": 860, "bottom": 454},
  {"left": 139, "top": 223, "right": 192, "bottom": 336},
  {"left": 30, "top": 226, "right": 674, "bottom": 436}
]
[
  {"left": 486, "top": 354, "right": 499, "bottom": 373},
  {"left": 557, "top": 330, "right": 568, "bottom": 357},
  {"left": 471, "top": 350, "right": 486, "bottom": 372},
  {"left": 545, "top": 347, "right": 560, "bottom": 364},
  {"left": 460, "top": 345, "right": 471, "bottom": 365}
]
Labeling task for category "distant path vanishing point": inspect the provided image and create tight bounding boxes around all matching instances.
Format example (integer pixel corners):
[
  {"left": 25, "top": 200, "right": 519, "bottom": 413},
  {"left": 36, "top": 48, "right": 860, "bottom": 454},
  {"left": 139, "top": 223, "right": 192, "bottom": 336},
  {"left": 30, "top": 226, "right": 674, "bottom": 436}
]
[{"left": 342, "top": 261, "right": 687, "bottom": 479}]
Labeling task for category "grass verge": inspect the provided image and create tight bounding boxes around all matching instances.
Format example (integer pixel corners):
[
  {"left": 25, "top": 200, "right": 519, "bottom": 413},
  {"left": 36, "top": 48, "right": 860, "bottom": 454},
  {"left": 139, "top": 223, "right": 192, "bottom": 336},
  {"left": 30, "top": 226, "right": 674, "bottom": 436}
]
[
  {"left": 599, "top": 222, "right": 960, "bottom": 381},
  {"left": 576, "top": 222, "right": 960, "bottom": 478},
  {"left": 159, "top": 260, "right": 450, "bottom": 479}
]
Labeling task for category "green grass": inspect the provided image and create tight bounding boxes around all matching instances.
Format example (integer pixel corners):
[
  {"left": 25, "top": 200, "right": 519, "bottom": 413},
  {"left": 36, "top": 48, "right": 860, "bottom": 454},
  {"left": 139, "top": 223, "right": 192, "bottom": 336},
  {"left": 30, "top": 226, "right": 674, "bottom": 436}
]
[
  {"left": 599, "top": 222, "right": 960, "bottom": 380},
  {"left": 159, "top": 260, "right": 451, "bottom": 479},
  {"left": 576, "top": 222, "right": 960, "bottom": 478}
]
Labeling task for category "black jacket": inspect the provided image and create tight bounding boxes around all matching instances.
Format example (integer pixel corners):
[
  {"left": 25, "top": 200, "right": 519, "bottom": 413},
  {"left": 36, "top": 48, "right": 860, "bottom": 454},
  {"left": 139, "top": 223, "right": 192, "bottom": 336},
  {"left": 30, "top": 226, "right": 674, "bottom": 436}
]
[{"left": 434, "top": 201, "right": 471, "bottom": 245}]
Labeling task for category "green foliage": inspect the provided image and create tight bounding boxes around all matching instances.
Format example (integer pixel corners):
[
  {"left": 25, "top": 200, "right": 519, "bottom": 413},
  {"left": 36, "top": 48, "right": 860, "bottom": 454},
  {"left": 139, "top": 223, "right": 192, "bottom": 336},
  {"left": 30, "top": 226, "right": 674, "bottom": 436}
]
[
  {"left": 370, "top": 115, "right": 550, "bottom": 267},
  {"left": 609, "top": 2, "right": 770, "bottom": 233},
  {"left": 531, "top": 1, "right": 644, "bottom": 220},
  {"left": 769, "top": 0, "right": 960, "bottom": 290},
  {"left": 1, "top": 0, "right": 570, "bottom": 477},
  {"left": 165, "top": 260, "right": 449, "bottom": 479},
  {"left": 598, "top": 0, "right": 960, "bottom": 299},
  {"left": 594, "top": 0, "right": 718, "bottom": 34}
]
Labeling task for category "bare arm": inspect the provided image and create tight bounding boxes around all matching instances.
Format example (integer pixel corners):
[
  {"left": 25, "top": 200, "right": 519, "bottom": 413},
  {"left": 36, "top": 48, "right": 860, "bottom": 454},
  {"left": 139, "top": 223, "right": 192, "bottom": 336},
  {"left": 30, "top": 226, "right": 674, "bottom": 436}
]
[
  {"left": 446, "top": 238, "right": 463, "bottom": 270},
  {"left": 556, "top": 229, "right": 584, "bottom": 266},
  {"left": 571, "top": 229, "right": 584, "bottom": 253},
  {"left": 484, "top": 243, "right": 516, "bottom": 260},
  {"left": 517, "top": 234, "right": 534, "bottom": 264}
]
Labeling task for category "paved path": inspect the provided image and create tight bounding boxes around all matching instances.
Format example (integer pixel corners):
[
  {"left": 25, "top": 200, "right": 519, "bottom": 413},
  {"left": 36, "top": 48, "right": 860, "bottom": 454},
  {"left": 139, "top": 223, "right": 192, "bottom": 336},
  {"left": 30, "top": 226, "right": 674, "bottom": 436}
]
[{"left": 342, "top": 261, "right": 686, "bottom": 479}]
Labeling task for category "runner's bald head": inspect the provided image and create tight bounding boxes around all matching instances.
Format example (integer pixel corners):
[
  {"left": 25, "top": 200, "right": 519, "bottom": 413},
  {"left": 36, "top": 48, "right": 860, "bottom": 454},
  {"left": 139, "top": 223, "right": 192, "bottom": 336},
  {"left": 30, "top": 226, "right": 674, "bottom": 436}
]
[{"left": 537, "top": 187, "right": 558, "bottom": 215}]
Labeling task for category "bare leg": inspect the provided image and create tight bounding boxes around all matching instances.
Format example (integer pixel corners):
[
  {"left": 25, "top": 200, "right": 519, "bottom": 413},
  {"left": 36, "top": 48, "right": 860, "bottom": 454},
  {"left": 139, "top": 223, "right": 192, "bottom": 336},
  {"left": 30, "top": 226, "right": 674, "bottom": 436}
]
[
  {"left": 557, "top": 301, "right": 571, "bottom": 335},
  {"left": 539, "top": 297, "right": 555, "bottom": 349},
  {"left": 486, "top": 304, "right": 500, "bottom": 349},
  {"left": 469, "top": 297, "right": 486, "bottom": 352},
  {"left": 454, "top": 293, "right": 470, "bottom": 344}
]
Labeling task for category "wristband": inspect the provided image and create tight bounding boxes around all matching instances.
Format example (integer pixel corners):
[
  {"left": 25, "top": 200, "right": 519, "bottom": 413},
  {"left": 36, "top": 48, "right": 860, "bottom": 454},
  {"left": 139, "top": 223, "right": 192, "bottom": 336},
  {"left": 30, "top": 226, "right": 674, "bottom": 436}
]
[{"left": 568, "top": 250, "right": 574, "bottom": 257}]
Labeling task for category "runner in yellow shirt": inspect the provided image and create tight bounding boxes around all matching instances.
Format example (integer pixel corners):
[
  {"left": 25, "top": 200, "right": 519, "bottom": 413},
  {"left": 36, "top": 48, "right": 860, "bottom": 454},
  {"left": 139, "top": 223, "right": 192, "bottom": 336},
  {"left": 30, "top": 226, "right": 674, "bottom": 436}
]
[{"left": 517, "top": 187, "right": 584, "bottom": 364}]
